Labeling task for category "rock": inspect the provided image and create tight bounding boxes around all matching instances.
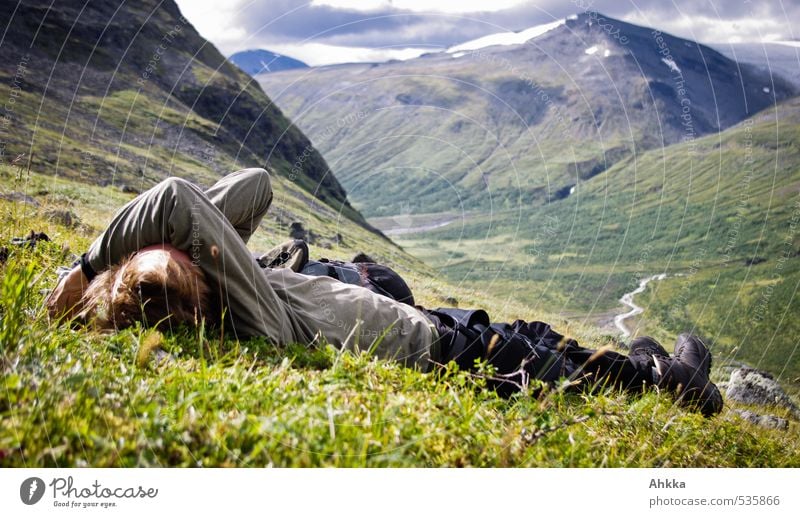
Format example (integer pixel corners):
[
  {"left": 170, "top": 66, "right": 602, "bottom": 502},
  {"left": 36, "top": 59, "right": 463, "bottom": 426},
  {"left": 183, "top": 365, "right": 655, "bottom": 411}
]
[
  {"left": 352, "top": 252, "right": 375, "bottom": 263},
  {"left": 744, "top": 256, "right": 766, "bottom": 266},
  {"left": 733, "top": 409, "right": 788, "bottom": 430},
  {"left": 0, "top": 191, "right": 39, "bottom": 206},
  {"left": 119, "top": 184, "right": 140, "bottom": 194},
  {"left": 726, "top": 367, "right": 800, "bottom": 419},
  {"left": 289, "top": 222, "right": 307, "bottom": 240},
  {"left": 45, "top": 208, "right": 79, "bottom": 227},
  {"left": 443, "top": 296, "right": 459, "bottom": 307}
]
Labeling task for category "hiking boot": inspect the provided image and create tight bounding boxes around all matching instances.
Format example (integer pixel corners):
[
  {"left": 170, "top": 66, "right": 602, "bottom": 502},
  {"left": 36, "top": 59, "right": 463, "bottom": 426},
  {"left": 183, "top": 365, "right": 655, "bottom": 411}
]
[
  {"left": 652, "top": 334, "right": 723, "bottom": 416},
  {"left": 626, "top": 336, "right": 670, "bottom": 391},
  {"left": 256, "top": 239, "right": 309, "bottom": 272},
  {"left": 674, "top": 333, "right": 713, "bottom": 374},
  {"left": 629, "top": 336, "right": 669, "bottom": 359}
]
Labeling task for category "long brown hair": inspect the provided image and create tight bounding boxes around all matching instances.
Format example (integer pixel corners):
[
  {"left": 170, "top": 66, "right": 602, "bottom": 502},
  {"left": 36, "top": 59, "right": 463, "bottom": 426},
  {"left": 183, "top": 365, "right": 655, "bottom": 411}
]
[{"left": 78, "top": 253, "right": 214, "bottom": 331}]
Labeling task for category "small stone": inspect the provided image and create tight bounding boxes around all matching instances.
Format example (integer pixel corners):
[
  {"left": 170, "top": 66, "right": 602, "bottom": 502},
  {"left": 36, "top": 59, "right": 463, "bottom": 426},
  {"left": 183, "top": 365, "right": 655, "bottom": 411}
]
[
  {"left": 45, "top": 208, "right": 79, "bottom": 227},
  {"left": 289, "top": 221, "right": 307, "bottom": 240},
  {"left": 352, "top": 252, "right": 375, "bottom": 263},
  {"left": 120, "top": 184, "right": 140, "bottom": 194},
  {"left": 733, "top": 409, "right": 789, "bottom": 430},
  {"left": 0, "top": 191, "right": 39, "bottom": 206}
]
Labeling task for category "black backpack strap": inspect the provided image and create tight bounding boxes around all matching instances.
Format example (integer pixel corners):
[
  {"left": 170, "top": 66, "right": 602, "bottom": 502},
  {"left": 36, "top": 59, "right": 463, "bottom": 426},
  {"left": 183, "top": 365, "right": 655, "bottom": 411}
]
[
  {"left": 423, "top": 309, "right": 487, "bottom": 370},
  {"left": 301, "top": 260, "right": 363, "bottom": 286},
  {"left": 430, "top": 308, "right": 490, "bottom": 329}
]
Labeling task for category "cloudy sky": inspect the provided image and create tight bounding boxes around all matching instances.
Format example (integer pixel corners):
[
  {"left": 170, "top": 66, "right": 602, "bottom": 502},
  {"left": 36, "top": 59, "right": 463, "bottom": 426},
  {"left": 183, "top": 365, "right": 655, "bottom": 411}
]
[{"left": 174, "top": 0, "right": 800, "bottom": 65}]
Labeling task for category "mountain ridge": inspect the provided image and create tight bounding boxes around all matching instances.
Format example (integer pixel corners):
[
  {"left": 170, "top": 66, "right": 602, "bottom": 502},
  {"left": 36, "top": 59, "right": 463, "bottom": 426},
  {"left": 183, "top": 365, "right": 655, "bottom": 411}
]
[
  {"left": 0, "top": 0, "right": 374, "bottom": 229},
  {"left": 257, "top": 11, "right": 797, "bottom": 217}
]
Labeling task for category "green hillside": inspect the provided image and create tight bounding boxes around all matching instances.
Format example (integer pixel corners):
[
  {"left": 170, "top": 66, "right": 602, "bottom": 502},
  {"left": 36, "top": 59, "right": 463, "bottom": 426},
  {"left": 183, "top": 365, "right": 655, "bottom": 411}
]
[
  {"left": 0, "top": 0, "right": 368, "bottom": 226},
  {"left": 394, "top": 97, "right": 800, "bottom": 381}
]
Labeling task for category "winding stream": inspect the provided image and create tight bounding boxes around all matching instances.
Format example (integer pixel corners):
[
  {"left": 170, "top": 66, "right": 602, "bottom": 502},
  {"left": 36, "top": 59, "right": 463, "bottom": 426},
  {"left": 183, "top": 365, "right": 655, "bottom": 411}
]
[{"left": 614, "top": 273, "right": 668, "bottom": 338}]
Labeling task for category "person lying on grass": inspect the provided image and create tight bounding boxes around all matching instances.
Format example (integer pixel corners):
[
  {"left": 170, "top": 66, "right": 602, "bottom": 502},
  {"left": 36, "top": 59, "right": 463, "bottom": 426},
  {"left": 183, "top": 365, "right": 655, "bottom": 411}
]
[{"left": 46, "top": 168, "right": 723, "bottom": 416}]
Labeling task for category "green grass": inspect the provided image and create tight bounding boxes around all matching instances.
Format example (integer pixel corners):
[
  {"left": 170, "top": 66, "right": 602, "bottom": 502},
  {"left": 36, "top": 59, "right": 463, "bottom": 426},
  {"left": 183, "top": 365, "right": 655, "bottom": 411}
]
[{"left": 2, "top": 168, "right": 800, "bottom": 467}]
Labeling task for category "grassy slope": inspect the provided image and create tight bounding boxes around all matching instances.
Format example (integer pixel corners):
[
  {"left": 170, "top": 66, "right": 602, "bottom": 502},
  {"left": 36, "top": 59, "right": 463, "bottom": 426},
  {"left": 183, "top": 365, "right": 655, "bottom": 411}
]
[
  {"left": 1, "top": 165, "right": 799, "bottom": 467},
  {"left": 395, "top": 97, "right": 800, "bottom": 382},
  {"left": 0, "top": 0, "right": 365, "bottom": 225}
]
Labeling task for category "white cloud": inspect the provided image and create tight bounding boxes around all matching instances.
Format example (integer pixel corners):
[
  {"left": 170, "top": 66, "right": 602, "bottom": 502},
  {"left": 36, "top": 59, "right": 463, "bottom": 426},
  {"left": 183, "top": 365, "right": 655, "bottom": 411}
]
[
  {"left": 266, "top": 42, "right": 436, "bottom": 66},
  {"left": 624, "top": 11, "right": 790, "bottom": 44},
  {"left": 175, "top": 0, "right": 799, "bottom": 65},
  {"left": 174, "top": 0, "right": 249, "bottom": 51},
  {"left": 311, "top": 0, "right": 529, "bottom": 13}
]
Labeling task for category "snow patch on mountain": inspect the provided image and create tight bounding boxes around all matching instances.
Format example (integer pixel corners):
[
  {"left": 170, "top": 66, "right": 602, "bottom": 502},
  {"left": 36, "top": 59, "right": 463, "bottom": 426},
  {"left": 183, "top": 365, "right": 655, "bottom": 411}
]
[
  {"left": 661, "top": 57, "right": 681, "bottom": 74},
  {"left": 447, "top": 19, "right": 565, "bottom": 53}
]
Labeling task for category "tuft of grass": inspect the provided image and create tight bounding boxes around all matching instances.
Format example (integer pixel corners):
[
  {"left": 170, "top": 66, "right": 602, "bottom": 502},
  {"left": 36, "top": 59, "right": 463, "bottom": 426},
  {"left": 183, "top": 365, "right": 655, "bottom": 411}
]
[{"left": 0, "top": 258, "right": 37, "bottom": 356}]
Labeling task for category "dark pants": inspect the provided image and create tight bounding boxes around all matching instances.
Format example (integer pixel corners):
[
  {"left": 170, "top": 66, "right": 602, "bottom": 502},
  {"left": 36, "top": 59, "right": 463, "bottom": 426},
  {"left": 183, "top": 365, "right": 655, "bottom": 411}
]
[{"left": 424, "top": 308, "right": 654, "bottom": 398}]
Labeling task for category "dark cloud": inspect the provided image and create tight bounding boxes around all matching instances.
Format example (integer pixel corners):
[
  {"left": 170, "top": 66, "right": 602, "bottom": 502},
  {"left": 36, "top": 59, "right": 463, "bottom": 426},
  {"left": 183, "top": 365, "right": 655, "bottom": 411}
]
[
  {"left": 231, "top": 1, "right": 521, "bottom": 48},
  {"left": 226, "top": 0, "right": 799, "bottom": 52}
]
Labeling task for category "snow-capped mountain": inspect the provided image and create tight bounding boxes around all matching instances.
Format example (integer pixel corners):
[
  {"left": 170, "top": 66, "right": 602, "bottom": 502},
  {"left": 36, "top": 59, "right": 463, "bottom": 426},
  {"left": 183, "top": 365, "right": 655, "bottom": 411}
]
[
  {"left": 229, "top": 49, "right": 308, "bottom": 76},
  {"left": 257, "top": 12, "right": 797, "bottom": 216}
]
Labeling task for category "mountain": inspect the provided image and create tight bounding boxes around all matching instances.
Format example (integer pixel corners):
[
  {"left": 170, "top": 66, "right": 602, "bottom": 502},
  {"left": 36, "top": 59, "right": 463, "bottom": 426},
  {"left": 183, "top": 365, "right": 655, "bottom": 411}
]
[
  {"left": 0, "top": 0, "right": 368, "bottom": 226},
  {"left": 257, "top": 12, "right": 797, "bottom": 217},
  {"left": 712, "top": 41, "right": 800, "bottom": 89},
  {"left": 229, "top": 49, "right": 308, "bottom": 76}
]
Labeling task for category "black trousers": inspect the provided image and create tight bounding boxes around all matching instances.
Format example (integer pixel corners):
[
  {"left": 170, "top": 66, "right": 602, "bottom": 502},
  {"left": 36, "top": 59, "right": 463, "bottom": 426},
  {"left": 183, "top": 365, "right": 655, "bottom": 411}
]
[{"left": 424, "top": 308, "right": 654, "bottom": 397}]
